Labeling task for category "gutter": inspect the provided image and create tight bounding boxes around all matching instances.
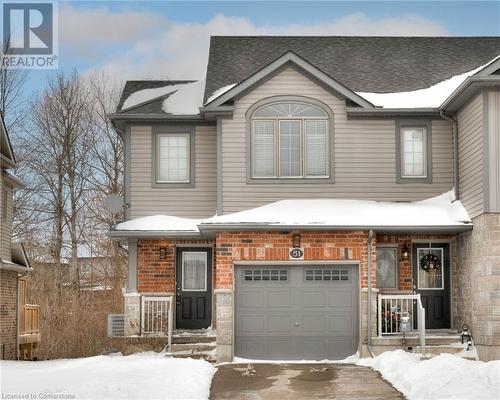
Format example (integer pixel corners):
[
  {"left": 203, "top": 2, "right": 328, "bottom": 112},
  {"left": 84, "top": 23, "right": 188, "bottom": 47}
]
[
  {"left": 440, "top": 111, "right": 459, "bottom": 200},
  {"left": 367, "top": 229, "right": 375, "bottom": 358},
  {"left": 347, "top": 107, "right": 441, "bottom": 118}
]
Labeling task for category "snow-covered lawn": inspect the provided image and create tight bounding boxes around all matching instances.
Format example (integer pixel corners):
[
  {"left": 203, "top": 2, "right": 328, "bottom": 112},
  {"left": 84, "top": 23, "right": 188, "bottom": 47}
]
[
  {"left": 358, "top": 350, "right": 500, "bottom": 400},
  {"left": 0, "top": 352, "right": 216, "bottom": 400}
]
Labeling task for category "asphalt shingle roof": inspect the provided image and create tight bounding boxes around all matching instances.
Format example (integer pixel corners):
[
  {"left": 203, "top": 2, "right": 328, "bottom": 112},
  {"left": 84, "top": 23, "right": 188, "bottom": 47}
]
[{"left": 204, "top": 36, "right": 500, "bottom": 102}]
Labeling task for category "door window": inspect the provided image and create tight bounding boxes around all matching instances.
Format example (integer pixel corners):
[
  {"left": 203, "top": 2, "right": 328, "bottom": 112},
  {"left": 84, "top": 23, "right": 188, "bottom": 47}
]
[
  {"left": 182, "top": 252, "right": 207, "bottom": 291},
  {"left": 417, "top": 248, "right": 444, "bottom": 289}
]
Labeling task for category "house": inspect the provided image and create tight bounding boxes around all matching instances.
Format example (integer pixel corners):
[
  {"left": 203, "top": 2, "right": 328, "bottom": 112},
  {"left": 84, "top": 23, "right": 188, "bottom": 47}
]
[
  {"left": 0, "top": 112, "right": 40, "bottom": 360},
  {"left": 109, "top": 37, "right": 500, "bottom": 362}
]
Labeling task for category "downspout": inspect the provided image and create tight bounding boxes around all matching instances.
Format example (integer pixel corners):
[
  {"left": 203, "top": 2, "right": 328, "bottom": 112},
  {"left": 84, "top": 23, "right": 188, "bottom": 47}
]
[
  {"left": 367, "top": 229, "right": 375, "bottom": 357},
  {"left": 440, "top": 110, "right": 459, "bottom": 200}
]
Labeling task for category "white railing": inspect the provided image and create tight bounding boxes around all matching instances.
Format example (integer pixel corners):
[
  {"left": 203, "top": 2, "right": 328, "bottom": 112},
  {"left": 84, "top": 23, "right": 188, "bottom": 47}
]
[
  {"left": 377, "top": 294, "right": 426, "bottom": 355},
  {"left": 141, "top": 296, "right": 174, "bottom": 350}
]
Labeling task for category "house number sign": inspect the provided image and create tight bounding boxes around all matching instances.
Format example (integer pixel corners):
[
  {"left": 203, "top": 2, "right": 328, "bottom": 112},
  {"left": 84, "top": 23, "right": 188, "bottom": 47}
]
[{"left": 289, "top": 248, "right": 304, "bottom": 260}]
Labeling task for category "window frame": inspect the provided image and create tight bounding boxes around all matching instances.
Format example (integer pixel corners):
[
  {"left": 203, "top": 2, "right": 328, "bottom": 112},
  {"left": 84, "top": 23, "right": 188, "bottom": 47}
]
[
  {"left": 376, "top": 245, "right": 399, "bottom": 291},
  {"left": 396, "top": 119, "right": 433, "bottom": 184},
  {"left": 152, "top": 125, "right": 195, "bottom": 188},
  {"left": 247, "top": 97, "right": 334, "bottom": 183},
  {"left": 181, "top": 251, "right": 208, "bottom": 292}
]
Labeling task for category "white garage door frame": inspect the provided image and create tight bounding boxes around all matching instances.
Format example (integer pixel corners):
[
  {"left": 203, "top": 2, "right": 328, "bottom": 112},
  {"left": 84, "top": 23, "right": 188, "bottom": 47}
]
[{"left": 232, "top": 260, "right": 362, "bottom": 360}]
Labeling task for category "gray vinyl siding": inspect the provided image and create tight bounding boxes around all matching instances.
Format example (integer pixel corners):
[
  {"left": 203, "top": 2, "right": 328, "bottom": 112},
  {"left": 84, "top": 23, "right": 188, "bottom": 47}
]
[
  {"left": 457, "top": 93, "right": 484, "bottom": 218},
  {"left": 1, "top": 177, "right": 13, "bottom": 262},
  {"left": 221, "top": 66, "right": 453, "bottom": 213},
  {"left": 129, "top": 124, "right": 217, "bottom": 218},
  {"left": 487, "top": 90, "right": 500, "bottom": 212}
]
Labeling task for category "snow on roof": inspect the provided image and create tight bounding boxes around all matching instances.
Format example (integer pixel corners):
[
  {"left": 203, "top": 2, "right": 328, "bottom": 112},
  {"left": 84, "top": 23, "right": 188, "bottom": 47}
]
[
  {"left": 202, "top": 191, "right": 471, "bottom": 228},
  {"left": 114, "top": 191, "right": 471, "bottom": 234},
  {"left": 115, "top": 215, "right": 201, "bottom": 233},
  {"left": 356, "top": 54, "right": 500, "bottom": 109},
  {"left": 121, "top": 81, "right": 204, "bottom": 114},
  {"left": 205, "top": 83, "right": 238, "bottom": 105}
]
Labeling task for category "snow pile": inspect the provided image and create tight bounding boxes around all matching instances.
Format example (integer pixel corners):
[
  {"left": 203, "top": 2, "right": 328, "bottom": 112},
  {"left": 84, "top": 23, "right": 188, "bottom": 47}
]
[
  {"left": 205, "top": 83, "right": 238, "bottom": 104},
  {"left": 358, "top": 350, "right": 500, "bottom": 400},
  {"left": 0, "top": 352, "right": 215, "bottom": 400},
  {"left": 115, "top": 215, "right": 202, "bottom": 232},
  {"left": 203, "top": 191, "right": 471, "bottom": 228},
  {"left": 122, "top": 81, "right": 204, "bottom": 114},
  {"left": 357, "top": 55, "right": 500, "bottom": 108}
]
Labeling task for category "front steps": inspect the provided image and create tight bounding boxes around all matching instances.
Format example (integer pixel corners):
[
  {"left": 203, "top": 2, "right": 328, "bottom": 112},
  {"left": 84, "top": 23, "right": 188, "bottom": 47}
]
[
  {"left": 371, "top": 330, "right": 478, "bottom": 360},
  {"left": 165, "top": 330, "right": 217, "bottom": 362}
]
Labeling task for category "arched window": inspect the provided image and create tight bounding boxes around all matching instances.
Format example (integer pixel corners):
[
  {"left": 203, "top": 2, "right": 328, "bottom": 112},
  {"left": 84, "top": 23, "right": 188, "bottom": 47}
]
[{"left": 250, "top": 101, "right": 330, "bottom": 178}]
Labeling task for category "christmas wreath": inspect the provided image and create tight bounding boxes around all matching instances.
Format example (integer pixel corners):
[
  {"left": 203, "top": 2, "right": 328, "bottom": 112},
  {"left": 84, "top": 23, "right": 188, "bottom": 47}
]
[{"left": 420, "top": 253, "right": 441, "bottom": 271}]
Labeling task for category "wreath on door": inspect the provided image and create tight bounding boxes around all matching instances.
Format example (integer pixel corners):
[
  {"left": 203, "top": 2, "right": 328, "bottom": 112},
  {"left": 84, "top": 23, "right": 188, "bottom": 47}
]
[{"left": 420, "top": 253, "right": 441, "bottom": 271}]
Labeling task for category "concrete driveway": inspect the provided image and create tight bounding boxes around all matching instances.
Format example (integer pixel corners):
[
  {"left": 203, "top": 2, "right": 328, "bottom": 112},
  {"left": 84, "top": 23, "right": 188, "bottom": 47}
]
[{"left": 210, "top": 363, "right": 405, "bottom": 400}]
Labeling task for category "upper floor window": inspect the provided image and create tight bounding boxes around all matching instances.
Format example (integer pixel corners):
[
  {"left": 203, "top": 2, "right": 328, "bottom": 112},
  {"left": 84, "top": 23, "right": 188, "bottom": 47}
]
[
  {"left": 156, "top": 133, "right": 190, "bottom": 183},
  {"left": 396, "top": 120, "right": 432, "bottom": 183},
  {"left": 251, "top": 101, "right": 330, "bottom": 179}
]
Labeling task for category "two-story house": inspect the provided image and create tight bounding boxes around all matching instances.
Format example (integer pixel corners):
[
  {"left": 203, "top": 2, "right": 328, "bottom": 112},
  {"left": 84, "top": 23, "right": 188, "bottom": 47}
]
[
  {"left": 0, "top": 112, "right": 40, "bottom": 360},
  {"left": 109, "top": 37, "right": 500, "bottom": 362}
]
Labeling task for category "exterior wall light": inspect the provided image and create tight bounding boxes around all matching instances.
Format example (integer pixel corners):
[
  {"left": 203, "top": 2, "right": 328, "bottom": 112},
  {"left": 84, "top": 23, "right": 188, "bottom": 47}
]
[
  {"left": 292, "top": 233, "right": 301, "bottom": 248},
  {"left": 159, "top": 247, "right": 167, "bottom": 260},
  {"left": 401, "top": 242, "right": 410, "bottom": 261}
]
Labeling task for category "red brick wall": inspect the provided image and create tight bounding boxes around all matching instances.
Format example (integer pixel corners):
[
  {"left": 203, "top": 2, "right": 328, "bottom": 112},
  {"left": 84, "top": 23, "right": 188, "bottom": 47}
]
[
  {"left": 137, "top": 239, "right": 213, "bottom": 293},
  {"left": 215, "top": 231, "right": 377, "bottom": 289},
  {"left": 376, "top": 234, "right": 455, "bottom": 291},
  {"left": 0, "top": 269, "right": 18, "bottom": 360}
]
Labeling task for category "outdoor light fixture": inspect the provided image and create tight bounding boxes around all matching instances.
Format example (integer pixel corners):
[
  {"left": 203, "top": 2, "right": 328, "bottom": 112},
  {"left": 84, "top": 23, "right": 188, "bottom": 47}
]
[
  {"left": 292, "top": 233, "right": 301, "bottom": 248},
  {"left": 159, "top": 247, "right": 167, "bottom": 260},
  {"left": 401, "top": 242, "right": 410, "bottom": 261}
]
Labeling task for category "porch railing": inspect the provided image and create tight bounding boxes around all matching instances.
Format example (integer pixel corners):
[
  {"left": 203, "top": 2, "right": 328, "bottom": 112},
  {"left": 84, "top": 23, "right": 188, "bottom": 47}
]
[
  {"left": 19, "top": 304, "right": 40, "bottom": 335},
  {"left": 141, "top": 295, "right": 174, "bottom": 351},
  {"left": 377, "top": 294, "right": 426, "bottom": 355}
]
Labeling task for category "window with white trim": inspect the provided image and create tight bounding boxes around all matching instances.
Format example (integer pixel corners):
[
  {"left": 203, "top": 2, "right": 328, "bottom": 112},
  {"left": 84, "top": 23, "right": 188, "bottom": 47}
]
[
  {"left": 157, "top": 133, "right": 190, "bottom": 183},
  {"left": 400, "top": 126, "right": 427, "bottom": 178},
  {"left": 251, "top": 102, "right": 329, "bottom": 178}
]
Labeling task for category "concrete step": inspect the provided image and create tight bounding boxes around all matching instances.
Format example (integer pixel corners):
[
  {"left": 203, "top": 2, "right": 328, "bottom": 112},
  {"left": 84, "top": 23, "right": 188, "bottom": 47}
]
[
  {"left": 170, "top": 342, "right": 216, "bottom": 352},
  {"left": 372, "top": 335, "right": 460, "bottom": 346},
  {"left": 172, "top": 331, "right": 217, "bottom": 344},
  {"left": 169, "top": 352, "right": 217, "bottom": 363}
]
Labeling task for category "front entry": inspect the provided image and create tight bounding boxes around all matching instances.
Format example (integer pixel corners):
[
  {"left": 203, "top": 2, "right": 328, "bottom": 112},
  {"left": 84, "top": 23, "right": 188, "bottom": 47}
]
[
  {"left": 176, "top": 247, "right": 212, "bottom": 329},
  {"left": 412, "top": 243, "right": 451, "bottom": 329}
]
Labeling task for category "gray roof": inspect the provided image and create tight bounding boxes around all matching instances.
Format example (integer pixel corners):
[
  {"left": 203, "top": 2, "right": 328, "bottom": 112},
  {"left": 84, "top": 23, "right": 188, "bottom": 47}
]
[
  {"left": 117, "top": 80, "right": 194, "bottom": 113},
  {"left": 204, "top": 36, "right": 500, "bottom": 102}
]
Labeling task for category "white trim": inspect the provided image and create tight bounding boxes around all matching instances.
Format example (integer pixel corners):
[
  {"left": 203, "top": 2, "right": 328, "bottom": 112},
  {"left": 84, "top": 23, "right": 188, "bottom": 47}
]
[
  {"left": 181, "top": 251, "right": 208, "bottom": 292},
  {"left": 400, "top": 126, "right": 428, "bottom": 179}
]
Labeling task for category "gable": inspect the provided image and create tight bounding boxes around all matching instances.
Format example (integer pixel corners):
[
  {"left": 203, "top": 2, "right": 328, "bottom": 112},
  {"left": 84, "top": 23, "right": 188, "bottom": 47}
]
[{"left": 205, "top": 51, "right": 373, "bottom": 109}]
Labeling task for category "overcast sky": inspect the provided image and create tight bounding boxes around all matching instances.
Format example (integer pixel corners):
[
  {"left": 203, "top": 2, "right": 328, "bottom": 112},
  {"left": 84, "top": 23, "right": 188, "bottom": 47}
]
[{"left": 24, "top": 1, "right": 500, "bottom": 95}]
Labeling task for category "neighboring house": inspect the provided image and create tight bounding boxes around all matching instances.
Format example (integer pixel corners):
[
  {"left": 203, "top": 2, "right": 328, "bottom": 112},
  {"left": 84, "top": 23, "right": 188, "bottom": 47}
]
[
  {"left": 0, "top": 113, "right": 40, "bottom": 360},
  {"left": 109, "top": 37, "right": 500, "bottom": 362}
]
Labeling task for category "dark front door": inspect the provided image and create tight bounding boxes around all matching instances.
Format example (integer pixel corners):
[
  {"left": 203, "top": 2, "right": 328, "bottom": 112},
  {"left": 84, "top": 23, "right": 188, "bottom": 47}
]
[
  {"left": 176, "top": 247, "right": 212, "bottom": 329},
  {"left": 412, "top": 243, "right": 450, "bottom": 329}
]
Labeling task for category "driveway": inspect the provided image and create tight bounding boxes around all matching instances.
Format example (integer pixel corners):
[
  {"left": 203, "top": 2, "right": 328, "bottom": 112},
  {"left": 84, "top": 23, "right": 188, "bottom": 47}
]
[{"left": 210, "top": 363, "right": 405, "bottom": 400}]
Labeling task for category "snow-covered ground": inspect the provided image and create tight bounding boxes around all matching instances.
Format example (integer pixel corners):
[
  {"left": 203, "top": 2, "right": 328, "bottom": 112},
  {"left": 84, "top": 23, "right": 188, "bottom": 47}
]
[
  {"left": 0, "top": 352, "right": 216, "bottom": 400},
  {"left": 358, "top": 350, "right": 500, "bottom": 400}
]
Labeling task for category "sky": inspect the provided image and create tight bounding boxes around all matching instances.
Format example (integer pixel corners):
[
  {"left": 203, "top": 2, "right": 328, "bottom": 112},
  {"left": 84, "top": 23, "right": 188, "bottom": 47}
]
[{"left": 15, "top": 0, "right": 500, "bottom": 97}]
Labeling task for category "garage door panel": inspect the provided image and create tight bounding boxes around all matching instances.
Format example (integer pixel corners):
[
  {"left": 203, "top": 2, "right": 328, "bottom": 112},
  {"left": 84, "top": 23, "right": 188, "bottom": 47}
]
[
  {"left": 267, "top": 290, "right": 291, "bottom": 308},
  {"left": 235, "top": 265, "right": 359, "bottom": 360},
  {"left": 239, "top": 291, "right": 265, "bottom": 308}
]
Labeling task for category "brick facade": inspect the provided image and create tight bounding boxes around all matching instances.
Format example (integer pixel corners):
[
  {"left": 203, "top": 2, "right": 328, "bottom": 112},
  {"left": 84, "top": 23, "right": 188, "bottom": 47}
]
[
  {"left": 215, "top": 231, "right": 377, "bottom": 289},
  {"left": 0, "top": 269, "right": 18, "bottom": 360},
  {"left": 137, "top": 239, "right": 213, "bottom": 293}
]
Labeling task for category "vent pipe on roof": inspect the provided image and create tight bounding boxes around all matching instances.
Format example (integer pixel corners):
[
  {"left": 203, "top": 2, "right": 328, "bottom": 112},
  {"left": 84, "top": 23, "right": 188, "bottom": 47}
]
[{"left": 440, "top": 111, "right": 459, "bottom": 200}]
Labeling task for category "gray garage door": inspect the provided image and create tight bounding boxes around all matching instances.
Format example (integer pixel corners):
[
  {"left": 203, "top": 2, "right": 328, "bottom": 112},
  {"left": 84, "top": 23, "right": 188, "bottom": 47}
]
[{"left": 235, "top": 264, "right": 359, "bottom": 360}]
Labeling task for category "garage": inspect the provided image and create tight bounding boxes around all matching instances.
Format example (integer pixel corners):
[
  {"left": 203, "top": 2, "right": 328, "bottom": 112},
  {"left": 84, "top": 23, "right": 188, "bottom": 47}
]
[{"left": 234, "top": 264, "right": 359, "bottom": 360}]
